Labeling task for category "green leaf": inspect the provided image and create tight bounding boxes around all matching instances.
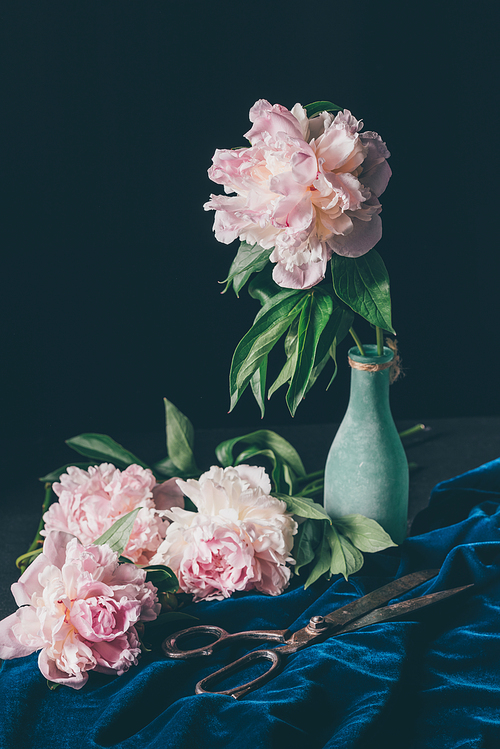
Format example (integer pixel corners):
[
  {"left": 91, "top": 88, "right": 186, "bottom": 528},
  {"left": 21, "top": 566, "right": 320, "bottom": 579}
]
[
  {"left": 286, "top": 290, "right": 333, "bottom": 415},
  {"left": 273, "top": 493, "right": 331, "bottom": 521},
  {"left": 65, "top": 434, "right": 149, "bottom": 469},
  {"left": 325, "top": 341, "right": 339, "bottom": 390},
  {"left": 151, "top": 456, "right": 181, "bottom": 479},
  {"left": 333, "top": 514, "right": 397, "bottom": 552},
  {"left": 93, "top": 508, "right": 141, "bottom": 555},
  {"left": 250, "top": 357, "right": 268, "bottom": 418},
  {"left": 215, "top": 429, "right": 305, "bottom": 477},
  {"left": 234, "top": 446, "right": 275, "bottom": 465},
  {"left": 331, "top": 250, "right": 395, "bottom": 333},
  {"left": 229, "top": 292, "right": 306, "bottom": 410},
  {"left": 248, "top": 264, "right": 282, "bottom": 307},
  {"left": 164, "top": 398, "right": 199, "bottom": 475},
  {"left": 222, "top": 242, "right": 272, "bottom": 296},
  {"left": 326, "top": 525, "right": 364, "bottom": 580},
  {"left": 293, "top": 519, "right": 322, "bottom": 575},
  {"left": 144, "top": 565, "right": 179, "bottom": 594},
  {"left": 39, "top": 462, "right": 97, "bottom": 483},
  {"left": 268, "top": 318, "right": 299, "bottom": 399},
  {"left": 304, "top": 101, "right": 342, "bottom": 118},
  {"left": 304, "top": 525, "right": 332, "bottom": 588}
]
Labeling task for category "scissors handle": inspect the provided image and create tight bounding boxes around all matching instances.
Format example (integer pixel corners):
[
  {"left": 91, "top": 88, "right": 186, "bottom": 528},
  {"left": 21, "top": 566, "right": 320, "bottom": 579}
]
[
  {"left": 195, "top": 648, "right": 284, "bottom": 700},
  {"left": 162, "top": 624, "right": 287, "bottom": 659}
]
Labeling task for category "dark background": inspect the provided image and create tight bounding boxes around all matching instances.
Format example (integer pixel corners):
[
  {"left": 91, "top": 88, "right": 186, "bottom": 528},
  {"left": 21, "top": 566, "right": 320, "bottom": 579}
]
[{"left": 1, "top": 1, "right": 499, "bottom": 483}]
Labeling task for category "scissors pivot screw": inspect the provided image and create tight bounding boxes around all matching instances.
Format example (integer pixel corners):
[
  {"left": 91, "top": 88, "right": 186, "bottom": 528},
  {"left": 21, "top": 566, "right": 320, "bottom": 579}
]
[{"left": 306, "top": 615, "right": 328, "bottom": 633}]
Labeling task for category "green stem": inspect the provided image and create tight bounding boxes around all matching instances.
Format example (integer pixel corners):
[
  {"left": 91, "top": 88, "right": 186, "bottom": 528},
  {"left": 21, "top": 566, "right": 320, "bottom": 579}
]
[
  {"left": 18, "top": 483, "right": 54, "bottom": 572},
  {"left": 16, "top": 548, "right": 43, "bottom": 570},
  {"left": 296, "top": 479, "right": 324, "bottom": 497},
  {"left": 296, "top": 469, "right": 324, "bottom": 486},
  {"left": 376, "top": 326, "right": 384, "bottom": 356},
  {"left": 349, "top": 328, "right": 365, "bottom": 356},
  {"left": 398, "top": 423, "right": 426, "bottom": 439}
]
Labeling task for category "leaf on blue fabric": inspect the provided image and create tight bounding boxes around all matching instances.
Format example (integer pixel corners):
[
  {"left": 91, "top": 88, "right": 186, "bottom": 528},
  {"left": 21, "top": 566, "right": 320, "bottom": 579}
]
[
  {"left": 93, "top": 508, "right": 141, "bottom": 555},
  {"left": 331, "top": 250, "right": 395, "bottom": 333},
  {"left": 164, "top": 398, "right": 199, "bottom": 476},
  {"left": 222, "top": 242, "right": 272, "bottom": 296},
  {"left": 327, "top": 524, "right": 364, "bottom": 580},
  {"left": 333, "top": 514, "right": 397, "bottom": 552},
  {"left": 304, "top": 525, "right": 332, "bottom": 588},
  {"left": 65, "top": 434, "right": 149, "bottom": 469},
  {"left": 293, "top": 519, "right": 322, "bottom": 576}
]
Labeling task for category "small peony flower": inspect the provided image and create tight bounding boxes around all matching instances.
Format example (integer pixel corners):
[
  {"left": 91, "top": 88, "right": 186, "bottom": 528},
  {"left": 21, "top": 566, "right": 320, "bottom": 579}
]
[
  {"left": 150, "top": 465, "right": 298, "bottom": 602},
  {"left": 41, "top": 464, "right": 184, "bottom": 565},
  {"left": 0, "top": 531, "right": 161, "bottom": 688},
  {"left": 204, "top": 99, "right": 391, "bottom": 290}
]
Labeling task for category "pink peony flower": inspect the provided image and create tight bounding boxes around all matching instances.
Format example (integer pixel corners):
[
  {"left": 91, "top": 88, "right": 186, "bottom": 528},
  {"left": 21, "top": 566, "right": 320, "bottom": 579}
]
[
  {"left": 0, "top": 531, "right": 161, "bottom": 688},
  {"left": 204, "top": 100, "right": 391, "bottom": 289},
  {"left": 42, "top": 464, "right": 184, "bottom": 565},
  {"left": 150, "top": 465, "right": 297, "bottom": 602}
]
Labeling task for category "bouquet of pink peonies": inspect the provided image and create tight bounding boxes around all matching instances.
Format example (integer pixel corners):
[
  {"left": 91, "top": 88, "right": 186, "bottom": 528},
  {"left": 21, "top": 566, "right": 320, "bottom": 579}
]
[
  {"left": 204, "top": 99, "right": 395, "bottom": 416},
  {"left": 1, "top": 398, "right": 399, "bottom": 687}
]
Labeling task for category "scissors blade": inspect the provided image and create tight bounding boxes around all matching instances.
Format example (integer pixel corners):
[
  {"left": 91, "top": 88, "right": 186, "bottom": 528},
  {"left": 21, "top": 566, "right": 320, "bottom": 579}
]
[
  {"left": 334, "top": 584, "right": 474, "bottom": 635},
  {"left": 324, "top": 568, "right": 440, "bottom": 631}
]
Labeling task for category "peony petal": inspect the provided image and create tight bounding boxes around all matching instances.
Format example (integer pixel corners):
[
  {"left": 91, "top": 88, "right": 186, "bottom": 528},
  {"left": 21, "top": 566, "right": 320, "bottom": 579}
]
[
  {"left": 233, "top": 465, "right": 272, "bottom": 494},
  {"left": 152, "top": 478, "right": 185, "bottom": 512},
  {"left": 314, "top": 126, "right": 360, "bottom": 172},
  {"left": 327, "top": 213, "right": 382, "bottom": 257},
  {"left": 361, "top": 160, "right": 392, "bottom": 198},
  {"left": 0, "top": 610, "right": 40, "bottom": 660},
  {"left": 38, "top": 648, "right": 89, "bottom": 690},
  {"left": 245, "top": 100, "right": 303, "bottom": 144},
  {"left": 10, "top": 550, "right": 51, "bottom": 605},
  {"left": 291, "top": 145, "right": 318, "bottom": 185},
  {"left": 272, "top": 257, "right": 327, "bottom": 289},
  {"left": 43, "top": 530, "right": 79, "bottom": 568}
]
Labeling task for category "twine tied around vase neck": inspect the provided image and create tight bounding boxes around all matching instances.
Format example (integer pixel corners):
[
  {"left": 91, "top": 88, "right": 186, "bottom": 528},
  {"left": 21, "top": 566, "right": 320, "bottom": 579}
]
[{"left": 348, "top": 338, "right": 403, "bottom": 384}]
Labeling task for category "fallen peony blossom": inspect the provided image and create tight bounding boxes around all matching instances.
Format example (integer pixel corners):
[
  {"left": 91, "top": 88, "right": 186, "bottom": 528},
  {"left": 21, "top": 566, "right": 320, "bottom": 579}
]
[
  {"left": 204, "top": 99, "right": 391, "bottom": 289},
  {"left": 0, "top": 531, "right": 160, "bottom": 688},
  {"left": 151, "top": 465, "right": 297, "bottom": 601},
  {"left": 42, "top": 464, "right": 184, "bottom": 565}
]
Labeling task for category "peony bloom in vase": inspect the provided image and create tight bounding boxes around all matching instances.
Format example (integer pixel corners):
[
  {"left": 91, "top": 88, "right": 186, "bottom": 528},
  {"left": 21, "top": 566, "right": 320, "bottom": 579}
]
[
  {"left": 204, "top": 98, "right": 396, "bottom": 419},
  {"left": 204, "top": 99, "right": 391, "bottom": 290}
]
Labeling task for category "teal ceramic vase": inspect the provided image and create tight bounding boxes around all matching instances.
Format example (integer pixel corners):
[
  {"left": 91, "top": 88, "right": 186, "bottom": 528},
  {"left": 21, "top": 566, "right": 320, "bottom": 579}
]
[{"left": 324, "top": 345, "right": 408, "bottom": 544}]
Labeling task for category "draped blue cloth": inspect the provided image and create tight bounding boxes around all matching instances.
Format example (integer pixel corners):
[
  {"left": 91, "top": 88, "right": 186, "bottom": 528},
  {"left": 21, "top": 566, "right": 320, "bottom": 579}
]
[{"left": 1, "top": 458, "right": 500, "bottom": 749}]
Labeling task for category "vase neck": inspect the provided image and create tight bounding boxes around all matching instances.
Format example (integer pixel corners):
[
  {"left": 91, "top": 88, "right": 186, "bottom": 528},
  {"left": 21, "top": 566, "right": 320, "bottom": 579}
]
[
  {"left": 348, "top": 366, "right": 391, "bottom": 409},
  {"left": 346, "top": 345, "right": 394, "bottom": 417}
]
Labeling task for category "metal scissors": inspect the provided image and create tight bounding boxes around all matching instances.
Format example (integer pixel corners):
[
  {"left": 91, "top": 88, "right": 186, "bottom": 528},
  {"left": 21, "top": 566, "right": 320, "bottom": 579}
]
[{"left": 162, "top": 569, "right": 472, "bottom": 699}]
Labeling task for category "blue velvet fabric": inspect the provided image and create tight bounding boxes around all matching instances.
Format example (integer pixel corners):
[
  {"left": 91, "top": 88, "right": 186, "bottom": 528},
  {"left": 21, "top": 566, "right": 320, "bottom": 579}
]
[{"left": 2, "top": 459, "right": 500, "bottom": 749}]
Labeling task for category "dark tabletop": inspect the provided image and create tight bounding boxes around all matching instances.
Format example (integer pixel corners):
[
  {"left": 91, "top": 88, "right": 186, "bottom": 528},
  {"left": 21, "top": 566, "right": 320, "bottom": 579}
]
[{"left": 2, "top": 416, "right": 499, "bottom": 621}]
